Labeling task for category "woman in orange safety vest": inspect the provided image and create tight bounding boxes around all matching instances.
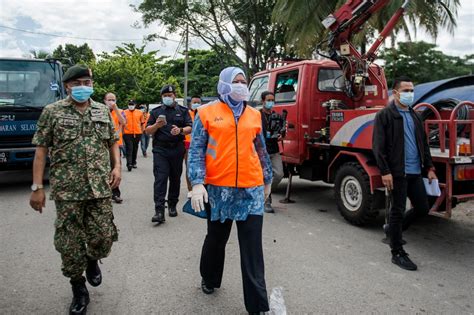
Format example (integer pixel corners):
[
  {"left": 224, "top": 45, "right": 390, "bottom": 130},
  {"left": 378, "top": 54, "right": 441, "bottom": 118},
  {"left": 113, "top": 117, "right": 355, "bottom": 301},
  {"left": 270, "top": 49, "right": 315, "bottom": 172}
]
[{"left": 187, "top": 67, "right": 273, "bottom": 313}]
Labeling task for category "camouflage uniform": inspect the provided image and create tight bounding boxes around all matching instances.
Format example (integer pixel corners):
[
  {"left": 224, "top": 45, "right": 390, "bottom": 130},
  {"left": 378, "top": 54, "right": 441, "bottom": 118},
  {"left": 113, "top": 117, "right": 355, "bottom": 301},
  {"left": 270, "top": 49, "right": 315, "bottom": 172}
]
[{"left": 32, "top": 97, "right": 119, "bottom": 279}]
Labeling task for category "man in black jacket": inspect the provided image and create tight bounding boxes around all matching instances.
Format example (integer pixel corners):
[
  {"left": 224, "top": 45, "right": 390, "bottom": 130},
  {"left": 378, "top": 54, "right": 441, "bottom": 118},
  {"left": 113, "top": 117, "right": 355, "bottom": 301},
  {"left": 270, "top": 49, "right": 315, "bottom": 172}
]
[{"left": 373, "top": 76, "right": 437, "bottom": 271}]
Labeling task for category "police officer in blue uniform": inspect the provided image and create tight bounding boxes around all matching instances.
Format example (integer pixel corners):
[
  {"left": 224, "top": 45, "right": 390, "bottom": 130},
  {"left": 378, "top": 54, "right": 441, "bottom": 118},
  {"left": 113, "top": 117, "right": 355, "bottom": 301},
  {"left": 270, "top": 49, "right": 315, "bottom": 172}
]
[{"left": 145, "top": 85, "right": 193, "bottom": 224}]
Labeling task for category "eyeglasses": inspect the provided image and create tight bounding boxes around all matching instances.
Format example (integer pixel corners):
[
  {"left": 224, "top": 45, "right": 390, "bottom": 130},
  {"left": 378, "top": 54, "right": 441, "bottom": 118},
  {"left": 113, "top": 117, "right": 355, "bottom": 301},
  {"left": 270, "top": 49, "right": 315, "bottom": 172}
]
[{"left": 69, "top": 79, "right": 93, "bottom": 87}]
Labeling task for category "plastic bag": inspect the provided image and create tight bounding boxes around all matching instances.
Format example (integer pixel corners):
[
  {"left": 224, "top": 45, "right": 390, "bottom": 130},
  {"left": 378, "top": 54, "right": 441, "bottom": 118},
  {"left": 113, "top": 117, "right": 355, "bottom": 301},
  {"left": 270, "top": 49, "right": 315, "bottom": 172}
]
[{"left": 269, "top": 286, "right": 287, "bottom": 315}]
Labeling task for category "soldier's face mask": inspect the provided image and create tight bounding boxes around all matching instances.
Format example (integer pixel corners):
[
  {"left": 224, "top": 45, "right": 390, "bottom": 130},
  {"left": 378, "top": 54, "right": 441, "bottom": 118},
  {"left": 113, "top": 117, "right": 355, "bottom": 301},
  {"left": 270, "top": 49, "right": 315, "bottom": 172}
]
[
  {"left": 71, "top": 86, "right": 94, "bottom": 103},
  {"left": 163, "top": 97, "right": 174, "bottom": 106}
]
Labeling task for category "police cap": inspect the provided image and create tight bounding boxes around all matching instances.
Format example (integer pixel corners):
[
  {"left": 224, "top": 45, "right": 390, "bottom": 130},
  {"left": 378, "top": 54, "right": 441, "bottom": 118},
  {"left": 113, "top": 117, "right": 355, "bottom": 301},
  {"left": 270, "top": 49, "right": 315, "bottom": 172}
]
[
  {"left": 161, "top": 84, "right": 176, "bottom": 95},
  {"left": 62, "top": 64, "right": 93, "bottom": 83}
]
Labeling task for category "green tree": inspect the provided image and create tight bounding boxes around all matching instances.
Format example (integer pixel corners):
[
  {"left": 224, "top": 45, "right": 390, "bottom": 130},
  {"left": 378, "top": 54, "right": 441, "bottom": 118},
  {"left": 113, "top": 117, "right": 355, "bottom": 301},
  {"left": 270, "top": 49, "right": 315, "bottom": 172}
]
[
  {"left": 27, "top": 49, "right": 50, "bottom": 59},
  {"left": 272, "top": 0, "right": 460, "bottom": 57},
  {"left": 380, "top": 41, "right": 473, "bottom": 87},
  {"left": 91, "top": 43, "right": 179, "bottom": 106},
  {"left": 161, "top": 49, "right": 240, "bottom": 97},
  {"left": 52, "top": 43, "right": 96, "bottom": 69},
  {"left": 135, "top": 0, "right": 288, "bottom": 74}
]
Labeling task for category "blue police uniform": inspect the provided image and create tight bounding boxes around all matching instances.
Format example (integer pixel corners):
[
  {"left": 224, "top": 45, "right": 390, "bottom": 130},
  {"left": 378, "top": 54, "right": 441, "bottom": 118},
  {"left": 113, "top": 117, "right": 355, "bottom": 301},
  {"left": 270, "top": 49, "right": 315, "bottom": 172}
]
[{"left": 147, "top": 102, "right": 192, "bottom": 222}]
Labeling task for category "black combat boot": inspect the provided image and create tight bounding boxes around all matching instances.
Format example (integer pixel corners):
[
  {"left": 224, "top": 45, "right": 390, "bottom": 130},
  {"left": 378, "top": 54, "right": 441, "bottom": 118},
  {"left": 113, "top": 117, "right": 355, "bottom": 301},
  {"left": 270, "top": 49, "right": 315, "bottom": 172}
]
[
  {"left": 264, "top": 194, "right": 275, "bottom": 213},
  {"left": 69, "top": 277, "right": 89, "bottom": 315},
  {"left": 85, "top": 257, "right": 102, "bottom": 287},
  {"left": 168, "top": 204, "right": 178, "bottom": 217},
  {"left": 151, "top": 208, "right": 165, "bottom": 223}
]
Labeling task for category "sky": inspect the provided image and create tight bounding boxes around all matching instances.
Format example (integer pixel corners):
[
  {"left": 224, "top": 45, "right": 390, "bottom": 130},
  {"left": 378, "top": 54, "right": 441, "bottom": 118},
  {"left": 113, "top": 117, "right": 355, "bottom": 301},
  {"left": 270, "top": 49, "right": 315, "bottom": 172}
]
[{"left": 0, "top": 0, "right": 473, "bottom": 59}]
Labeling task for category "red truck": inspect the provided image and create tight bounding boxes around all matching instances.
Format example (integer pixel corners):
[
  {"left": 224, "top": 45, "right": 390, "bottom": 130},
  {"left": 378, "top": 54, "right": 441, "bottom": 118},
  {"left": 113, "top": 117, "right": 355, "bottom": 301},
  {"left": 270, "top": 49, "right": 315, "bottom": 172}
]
[{"left": 248, "top": 0, "right": 474, "bottom": 225}]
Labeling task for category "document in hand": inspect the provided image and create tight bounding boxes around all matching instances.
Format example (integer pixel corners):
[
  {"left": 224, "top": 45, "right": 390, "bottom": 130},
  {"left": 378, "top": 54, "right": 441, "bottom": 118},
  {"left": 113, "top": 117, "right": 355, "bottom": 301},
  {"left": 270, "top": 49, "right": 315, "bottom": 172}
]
[{"left": 423, "top": 178, "right": 441, "bottom": 197}]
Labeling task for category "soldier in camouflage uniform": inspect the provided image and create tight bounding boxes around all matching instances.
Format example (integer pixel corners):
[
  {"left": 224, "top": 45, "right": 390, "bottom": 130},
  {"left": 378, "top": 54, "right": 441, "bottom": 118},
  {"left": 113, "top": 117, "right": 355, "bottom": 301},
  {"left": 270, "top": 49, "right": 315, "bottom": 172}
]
[{"left": 29, "top": 64, "right": 121, "bottom": 315}]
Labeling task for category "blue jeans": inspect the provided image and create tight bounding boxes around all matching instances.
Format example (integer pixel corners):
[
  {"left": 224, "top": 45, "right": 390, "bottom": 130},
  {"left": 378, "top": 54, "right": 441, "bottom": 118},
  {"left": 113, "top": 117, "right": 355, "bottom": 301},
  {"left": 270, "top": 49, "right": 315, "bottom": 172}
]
[{"left": 141, "top": 133, "right": 150, "bottom": 155}]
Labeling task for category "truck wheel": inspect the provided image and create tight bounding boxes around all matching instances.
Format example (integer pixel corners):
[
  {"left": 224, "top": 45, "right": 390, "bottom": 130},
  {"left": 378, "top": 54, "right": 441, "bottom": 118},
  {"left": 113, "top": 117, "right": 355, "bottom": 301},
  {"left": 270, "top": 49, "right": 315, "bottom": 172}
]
[{"left": 334, "top": 162, "right": 378, "bottom": 225}]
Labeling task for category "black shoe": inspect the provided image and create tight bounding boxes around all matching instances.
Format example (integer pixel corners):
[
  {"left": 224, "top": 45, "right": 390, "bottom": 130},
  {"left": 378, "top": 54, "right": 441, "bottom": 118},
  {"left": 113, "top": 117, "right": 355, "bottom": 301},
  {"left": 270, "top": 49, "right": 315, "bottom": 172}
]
[
  {"left": 112, "top": 195, "right": 123, "bottom": 204},
  {"left": 70, "top": 277, "right": 90, "bottom": 315},
  {"left": 392, "top": 250, "right": 418, "bottom": 271},
  {"left": 168, "top": 205, "right": 178, "bottom": 217},
  {"left": 151, "top": 209, "right": 166, "bottom": 223},
  {"left": 127, "top": 166, "right": 132, "bottom": 172},
  {"left": 85, "top": 258, "right": 102, "bottom": 287},
  {"left": 201, "top": 279, "right": 214, "bottom": 294},
  {"left": 249, "top": 313, "right": 266, "bottom": 315},
  {"left": 132, "top": 164, "right": 137, "bottom": 169},
  {"left": 264, "top": 203, "right": 275, "bottom": 213}
]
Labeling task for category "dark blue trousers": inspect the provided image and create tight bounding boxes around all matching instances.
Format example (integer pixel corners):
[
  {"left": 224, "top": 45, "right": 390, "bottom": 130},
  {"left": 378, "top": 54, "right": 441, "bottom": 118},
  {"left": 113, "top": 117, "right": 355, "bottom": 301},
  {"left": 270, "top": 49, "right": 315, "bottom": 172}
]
[{"left": 152, "top": 143, "right": 185, "bottom": 210}]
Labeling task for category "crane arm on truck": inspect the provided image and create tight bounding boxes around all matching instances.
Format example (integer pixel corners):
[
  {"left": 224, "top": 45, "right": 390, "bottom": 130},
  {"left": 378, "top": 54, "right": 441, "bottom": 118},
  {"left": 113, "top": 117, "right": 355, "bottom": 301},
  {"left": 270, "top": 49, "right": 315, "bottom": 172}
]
[{"left": 319, "top": 0, "right": 409, "bottom": 102}]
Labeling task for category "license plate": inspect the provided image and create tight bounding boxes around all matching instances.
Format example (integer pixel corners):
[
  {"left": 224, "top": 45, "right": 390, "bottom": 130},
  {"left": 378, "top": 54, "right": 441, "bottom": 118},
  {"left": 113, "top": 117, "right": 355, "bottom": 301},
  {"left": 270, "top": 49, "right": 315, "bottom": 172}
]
[{"left": 0, "top": 152, "right": 9, "bottom": 164}]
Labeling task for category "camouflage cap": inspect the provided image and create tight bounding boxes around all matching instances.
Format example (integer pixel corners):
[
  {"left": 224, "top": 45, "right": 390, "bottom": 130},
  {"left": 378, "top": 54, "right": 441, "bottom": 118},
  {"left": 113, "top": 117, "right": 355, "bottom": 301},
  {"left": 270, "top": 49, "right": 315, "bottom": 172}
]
[
  {"left": 160, "top": 84, "right": 176, "bottom": 95},
  {"left": 62, "top": 64, "right": 93, "bottom": 83}
]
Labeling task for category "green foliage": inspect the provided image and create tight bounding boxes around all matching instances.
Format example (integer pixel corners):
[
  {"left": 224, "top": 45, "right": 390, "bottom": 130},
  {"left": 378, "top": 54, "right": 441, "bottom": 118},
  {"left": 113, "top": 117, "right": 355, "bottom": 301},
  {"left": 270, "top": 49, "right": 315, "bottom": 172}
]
[
  {"left": 28, "top": 49, "right": 50, "bottom": 59},
  {"left": 135, "top": 0, "right": 288, "bottom": 74},
  {"left": 272, "top": 0, "right": 460, "bottom": 57},
  {"left": 52, "top": 43, "right": 96, "bottom": 70},
  {"left": 161, "top": 49, "right": 240, "bottom": 97},
  {"left": 380, "top": 41, "right": 473, "bottom": 87},
  {"left": 90, "top": 43, "right": 180, "bottom": 107}
]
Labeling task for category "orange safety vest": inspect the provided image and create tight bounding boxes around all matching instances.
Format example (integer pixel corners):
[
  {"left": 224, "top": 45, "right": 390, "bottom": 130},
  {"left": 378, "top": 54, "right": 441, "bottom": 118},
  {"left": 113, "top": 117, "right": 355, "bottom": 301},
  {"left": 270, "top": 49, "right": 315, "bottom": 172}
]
[
  {"left": 123, "top": 109, "right": 144, "bottom": 136},
  {"left": 110, "top": 109, "right": 124, "bottom": 146},
  {"left": 142, "top": 112, "right": 150, "bottom": 129},
  {"left": 198, "top": 101, "right": 263, "bottom": 188},
  {"left": 184, "top": 110, "right": 196, "bottom": 144}
]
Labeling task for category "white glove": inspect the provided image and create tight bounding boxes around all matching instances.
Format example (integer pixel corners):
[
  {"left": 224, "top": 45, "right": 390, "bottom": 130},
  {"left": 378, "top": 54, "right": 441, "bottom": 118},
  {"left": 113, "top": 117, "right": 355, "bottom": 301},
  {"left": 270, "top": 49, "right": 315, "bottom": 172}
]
[
  {"left": 264, "top": 183, "right": 271, "bottom": 201},
  {"left": 191, "top": 184, "right": 208, "bottom": 212}
]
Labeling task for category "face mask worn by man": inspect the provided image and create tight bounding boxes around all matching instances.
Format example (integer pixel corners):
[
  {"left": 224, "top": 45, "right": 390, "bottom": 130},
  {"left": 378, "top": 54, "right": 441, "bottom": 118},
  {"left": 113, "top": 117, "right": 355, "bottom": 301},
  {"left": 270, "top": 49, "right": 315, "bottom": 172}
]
[
  {"left": 399, "top": 91, "right": 415, "bottom": 107},
  {"left": 191, "top": 102, "right": 201, "bottom": 110},
  {"left": 71, "top": 86, "right": 93, "bottom": 103},
  {"left": 106, "top": 100, "right": 115, "bottom": 109},
  {"left": 264, "top": 101, "right": 274, "bottom": 110},
  {"left": 128, "top": 105, "right": 135, "bottom": 111},
  {"left": 163, "top": 97, "right": 174, "bottom": 106}
]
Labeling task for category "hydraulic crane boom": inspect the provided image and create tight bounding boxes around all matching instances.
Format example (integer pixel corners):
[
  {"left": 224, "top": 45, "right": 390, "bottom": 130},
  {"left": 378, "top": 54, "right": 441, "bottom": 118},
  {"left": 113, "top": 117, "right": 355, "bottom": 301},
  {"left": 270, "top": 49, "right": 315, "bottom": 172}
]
[{"left": 319, "top": 0, "right": 410, "bottom": 103}]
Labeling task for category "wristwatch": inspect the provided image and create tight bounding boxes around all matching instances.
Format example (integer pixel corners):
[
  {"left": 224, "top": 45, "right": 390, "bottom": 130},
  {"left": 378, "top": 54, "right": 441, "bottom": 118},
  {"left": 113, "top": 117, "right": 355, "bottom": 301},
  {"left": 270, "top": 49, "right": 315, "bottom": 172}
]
[{"left": 31, "top": 184, "right": 44, "bottom": 192}]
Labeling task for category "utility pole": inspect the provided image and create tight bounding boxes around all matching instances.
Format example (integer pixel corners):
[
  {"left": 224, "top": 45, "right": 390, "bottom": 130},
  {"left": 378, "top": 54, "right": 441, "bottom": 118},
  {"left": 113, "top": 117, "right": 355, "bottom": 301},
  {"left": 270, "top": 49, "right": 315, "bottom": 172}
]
[{"left": 184, "top": 23, "right": 189, "bottom": 108}]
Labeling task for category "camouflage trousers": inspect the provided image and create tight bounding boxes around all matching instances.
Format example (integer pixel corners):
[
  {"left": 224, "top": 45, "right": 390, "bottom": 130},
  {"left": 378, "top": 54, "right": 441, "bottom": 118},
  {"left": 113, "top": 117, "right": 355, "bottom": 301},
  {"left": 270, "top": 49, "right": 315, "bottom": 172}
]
[{"left": 54, "top": 198, "right": 118, "bottom": 280}]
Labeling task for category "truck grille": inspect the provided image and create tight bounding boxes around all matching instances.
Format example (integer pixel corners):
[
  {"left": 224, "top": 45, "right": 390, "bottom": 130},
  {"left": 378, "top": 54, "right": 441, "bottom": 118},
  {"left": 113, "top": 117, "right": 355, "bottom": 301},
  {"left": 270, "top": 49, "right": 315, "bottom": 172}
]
[{"left": 0, "top": 135, "right": 33, "bottom": 148}]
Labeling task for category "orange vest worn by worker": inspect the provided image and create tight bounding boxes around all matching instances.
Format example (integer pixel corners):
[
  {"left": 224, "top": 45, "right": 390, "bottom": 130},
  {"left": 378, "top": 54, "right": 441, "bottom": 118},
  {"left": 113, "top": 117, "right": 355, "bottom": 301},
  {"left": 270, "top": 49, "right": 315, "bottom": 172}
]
[
  {"left": 110, "top": 109, "right": 124, "bottom": 146},
  {"left": 197, "top": 101, "right": 263, "bottom": 188},
  {"left": 142, "top": 111, "right": 150, "bottom": 129},
  {"left": 123, "top": 109, "right": 144, "bottom": 136},
  {"left": 184, "top": 110, "right": 196, "bottom": 147}
]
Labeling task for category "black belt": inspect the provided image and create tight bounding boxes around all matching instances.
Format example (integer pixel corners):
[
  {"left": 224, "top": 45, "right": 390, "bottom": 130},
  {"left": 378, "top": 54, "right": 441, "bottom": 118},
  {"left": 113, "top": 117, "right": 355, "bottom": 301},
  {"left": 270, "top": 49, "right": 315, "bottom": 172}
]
[{"left": 155, "top": 141, "right": 183, "bottom": 148}]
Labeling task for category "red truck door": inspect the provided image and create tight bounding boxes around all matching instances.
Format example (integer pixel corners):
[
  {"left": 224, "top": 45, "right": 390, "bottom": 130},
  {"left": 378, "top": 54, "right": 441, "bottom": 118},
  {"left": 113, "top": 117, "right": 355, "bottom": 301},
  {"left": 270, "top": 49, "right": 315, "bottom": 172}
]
[{"left": 273, "top": 67, "right": 303, "bottom": 163}]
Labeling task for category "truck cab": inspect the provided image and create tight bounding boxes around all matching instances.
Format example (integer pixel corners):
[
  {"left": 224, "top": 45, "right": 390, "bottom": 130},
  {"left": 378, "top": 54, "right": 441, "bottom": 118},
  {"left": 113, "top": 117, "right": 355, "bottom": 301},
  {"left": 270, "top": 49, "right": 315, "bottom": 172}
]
[{"left": 0, "top": 58, "right": 65, "bottom": 170}]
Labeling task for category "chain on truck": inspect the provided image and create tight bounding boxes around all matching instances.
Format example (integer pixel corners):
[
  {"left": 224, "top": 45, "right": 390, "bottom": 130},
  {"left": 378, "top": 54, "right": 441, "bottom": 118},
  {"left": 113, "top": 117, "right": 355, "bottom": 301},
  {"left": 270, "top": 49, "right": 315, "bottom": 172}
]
[
  {"left": 0, "top": 57, "right": 65, "bottom": 170},
  {"left": 248, "top": 0, "right": 474, "bottom": 225}
]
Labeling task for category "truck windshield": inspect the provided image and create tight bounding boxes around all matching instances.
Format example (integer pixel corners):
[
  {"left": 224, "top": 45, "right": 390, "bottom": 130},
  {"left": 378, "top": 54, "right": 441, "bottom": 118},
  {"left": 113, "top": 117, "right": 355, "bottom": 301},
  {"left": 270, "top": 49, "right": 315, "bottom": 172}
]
[{"left": 0, "top": 60, "right": 61, "bottom": 108}]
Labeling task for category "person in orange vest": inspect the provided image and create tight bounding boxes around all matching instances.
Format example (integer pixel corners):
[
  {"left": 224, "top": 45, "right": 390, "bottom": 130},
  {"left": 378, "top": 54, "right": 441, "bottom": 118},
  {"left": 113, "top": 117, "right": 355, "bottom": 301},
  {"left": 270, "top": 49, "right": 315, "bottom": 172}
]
[
  {"left": 123, "top": 100, "right": 145, "bottom": 171},
  {"left": 187, "top": 67, "right": 272, "bottom": 314},
  {"left": 140, "top": 104, "right": 151, "bottom": 157},
  {"left": 184, "top": 95, "right": 203, "bottom": 198},
  {"left": 104, "top": 92, "right": 126, "bottom": 203}
]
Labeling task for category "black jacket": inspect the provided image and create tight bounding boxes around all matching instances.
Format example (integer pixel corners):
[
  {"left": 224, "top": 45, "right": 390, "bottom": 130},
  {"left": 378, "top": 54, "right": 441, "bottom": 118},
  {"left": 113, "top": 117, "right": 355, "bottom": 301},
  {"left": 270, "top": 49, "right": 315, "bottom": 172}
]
[{"left": 372, "top": 101, "right": 434, "bottom": 177}]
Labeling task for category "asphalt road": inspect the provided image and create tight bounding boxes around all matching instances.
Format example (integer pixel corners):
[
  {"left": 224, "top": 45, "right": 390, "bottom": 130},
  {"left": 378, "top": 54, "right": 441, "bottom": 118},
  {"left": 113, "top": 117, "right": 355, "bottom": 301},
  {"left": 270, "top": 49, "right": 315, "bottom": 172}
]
[{"left": 1, "top": 154, "right": 473, "bottom": 314}]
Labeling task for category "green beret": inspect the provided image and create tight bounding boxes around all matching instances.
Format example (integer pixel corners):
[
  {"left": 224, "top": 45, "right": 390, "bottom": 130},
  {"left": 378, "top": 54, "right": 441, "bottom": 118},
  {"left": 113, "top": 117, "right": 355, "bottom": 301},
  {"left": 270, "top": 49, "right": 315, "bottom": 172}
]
[{"left": 62, "top": 64, "right": 93, "bottom": 82}]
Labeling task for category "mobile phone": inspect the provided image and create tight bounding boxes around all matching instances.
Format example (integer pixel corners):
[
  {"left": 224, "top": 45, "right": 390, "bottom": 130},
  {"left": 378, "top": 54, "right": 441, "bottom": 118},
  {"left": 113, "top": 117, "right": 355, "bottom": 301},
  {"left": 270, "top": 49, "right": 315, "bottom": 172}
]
[{"left": 158, "top": 115, "right": 167, "bottom": 125}]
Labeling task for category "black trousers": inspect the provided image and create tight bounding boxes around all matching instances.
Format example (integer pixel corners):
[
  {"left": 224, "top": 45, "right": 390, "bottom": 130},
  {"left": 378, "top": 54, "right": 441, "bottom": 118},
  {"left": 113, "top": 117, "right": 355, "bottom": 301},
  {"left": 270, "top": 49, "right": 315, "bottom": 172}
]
[
  {"left": 389, "top": 174, "right": 430, "bottom": 252},
  {"left": 123, "top": 134, "right": 141, "bottom": 167},
  {"left": 152, "top": 144, "right": 185, "bottom": 210},
  {"left": 200, "top": 215, "right": 269, "bottom": 313}
]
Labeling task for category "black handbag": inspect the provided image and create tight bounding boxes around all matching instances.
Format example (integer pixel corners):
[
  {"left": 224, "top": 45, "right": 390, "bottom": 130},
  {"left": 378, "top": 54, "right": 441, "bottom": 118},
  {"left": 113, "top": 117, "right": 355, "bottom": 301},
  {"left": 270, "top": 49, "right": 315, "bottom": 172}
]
[{"left": 182, "top": 198, "right": 208, "bottom": 219}]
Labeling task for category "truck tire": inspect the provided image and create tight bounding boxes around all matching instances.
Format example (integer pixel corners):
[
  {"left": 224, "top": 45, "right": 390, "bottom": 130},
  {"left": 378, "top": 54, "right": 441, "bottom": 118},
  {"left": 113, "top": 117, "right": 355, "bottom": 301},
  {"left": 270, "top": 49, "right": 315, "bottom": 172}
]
[{"left": 334, "top": 162, "right": 378, "bottom": 225}]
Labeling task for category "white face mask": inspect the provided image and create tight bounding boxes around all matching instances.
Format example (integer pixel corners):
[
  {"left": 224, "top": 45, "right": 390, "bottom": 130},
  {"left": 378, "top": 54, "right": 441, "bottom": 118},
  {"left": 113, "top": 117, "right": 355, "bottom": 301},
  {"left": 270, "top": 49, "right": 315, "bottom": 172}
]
[
  {"left": 230, "top": 83, "right": 249, "bottom": 102},
  {"left": 105, "top": 100, "right": 115, "bottom": 108},
  {"left": 128, "top": 105, "right": 135, "bottom": 110}
]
